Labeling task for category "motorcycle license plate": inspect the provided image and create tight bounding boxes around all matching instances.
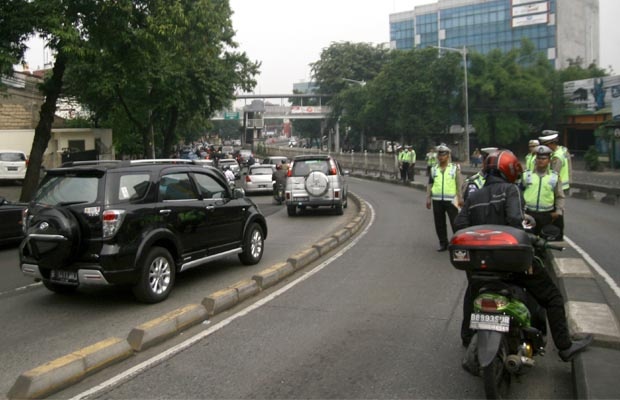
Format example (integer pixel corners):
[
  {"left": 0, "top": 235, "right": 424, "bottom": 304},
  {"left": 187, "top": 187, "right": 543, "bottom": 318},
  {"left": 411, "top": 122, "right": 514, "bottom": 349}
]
[{"left": 470, "top": 313, "right": 510, "bottom": 332}]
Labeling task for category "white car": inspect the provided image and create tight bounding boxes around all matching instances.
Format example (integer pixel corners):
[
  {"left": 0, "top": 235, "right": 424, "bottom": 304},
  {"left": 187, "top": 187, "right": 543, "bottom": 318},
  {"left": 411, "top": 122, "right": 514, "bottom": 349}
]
[
  {"left": 0, "top": 150, "right": 28, "bottom": 181},
  {"left": 242, "top": 164, "right": 275, "bottom": 194}
]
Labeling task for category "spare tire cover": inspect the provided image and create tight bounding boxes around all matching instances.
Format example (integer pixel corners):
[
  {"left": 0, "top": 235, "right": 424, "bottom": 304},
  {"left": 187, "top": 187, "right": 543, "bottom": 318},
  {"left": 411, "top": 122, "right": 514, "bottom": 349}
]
[
  {"left": 304, "top": 171, "right": 329, "bottom": 197},
  {"left": 26, "top": 207, "right": 81, "bottom": 269}
]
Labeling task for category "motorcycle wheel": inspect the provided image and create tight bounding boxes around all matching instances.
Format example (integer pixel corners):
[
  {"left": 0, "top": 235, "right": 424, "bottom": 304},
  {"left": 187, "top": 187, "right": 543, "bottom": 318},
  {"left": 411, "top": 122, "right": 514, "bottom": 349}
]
[{"left": 482, "top": 337, "right": 510, "bottom": 399}]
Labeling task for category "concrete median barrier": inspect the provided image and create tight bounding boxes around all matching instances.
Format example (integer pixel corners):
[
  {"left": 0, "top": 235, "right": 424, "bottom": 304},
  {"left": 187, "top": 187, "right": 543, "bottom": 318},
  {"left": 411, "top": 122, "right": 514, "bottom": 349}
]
[
  {"left": 8, "top": 337, "right": 132, "bottom": 399},
  {"left": 127, "top": 304, "right": 209, "bottom": 351}
]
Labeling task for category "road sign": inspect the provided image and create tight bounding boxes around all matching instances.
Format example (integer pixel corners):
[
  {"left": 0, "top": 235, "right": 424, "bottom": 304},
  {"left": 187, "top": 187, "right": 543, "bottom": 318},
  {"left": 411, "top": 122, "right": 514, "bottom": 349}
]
[{"left": 224, "top": 112, "right": 240, "bottom": 120}]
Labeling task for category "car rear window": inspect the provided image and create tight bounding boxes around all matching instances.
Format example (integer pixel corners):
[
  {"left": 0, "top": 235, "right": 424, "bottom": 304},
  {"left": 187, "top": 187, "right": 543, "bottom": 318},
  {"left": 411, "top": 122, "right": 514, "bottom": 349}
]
[
  {"left": 250, "top": 167, "right": 273, "bottom": 175},
  {"left": 35, "top": 175, "right": 100, "bottom": 205},
  {"left": 291, "top": 160, "right": 329, "bottom": 177},
  {"left": 0, "top": 152, "right": 26, "bottom": 162}
]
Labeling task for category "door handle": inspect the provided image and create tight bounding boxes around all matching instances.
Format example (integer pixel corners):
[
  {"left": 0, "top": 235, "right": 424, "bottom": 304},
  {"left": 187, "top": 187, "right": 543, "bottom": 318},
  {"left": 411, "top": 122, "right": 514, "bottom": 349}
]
[
  {"left": 159, "top": 209, "right": 172, "bottom": 215},
  {"left": 205, "top": 205, "right": 215, "bottom": 211}
]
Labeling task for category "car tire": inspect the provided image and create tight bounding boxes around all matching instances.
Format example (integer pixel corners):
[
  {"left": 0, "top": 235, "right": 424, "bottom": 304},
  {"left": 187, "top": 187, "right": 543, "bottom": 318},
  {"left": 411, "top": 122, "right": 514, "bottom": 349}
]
[
  {"left": 42, "top": 280, "right": 78, "bottom": 295},
  {"left": 335, "top": 203, "right": 344, "bottom": 215},
  {"left": 239, "top": 223, "right": 264, "bottom": 265},
  {"left": 304, "top": 171, "right": 329, "bottom": 197},
  {"left": 132, "top": 247, "right": 175, "bottom": 303},
  {"left": 287, "top": 205, "right": 297, "bottom": 216}
]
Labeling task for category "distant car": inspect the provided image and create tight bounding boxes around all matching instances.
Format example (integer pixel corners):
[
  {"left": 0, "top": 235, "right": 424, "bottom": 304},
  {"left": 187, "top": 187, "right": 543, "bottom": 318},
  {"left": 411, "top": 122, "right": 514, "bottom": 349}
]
[
  {"left": 237, "top": 149, "right": 254, "bottom": 167},
  {"left": 285, "top": 154, "right": 348, "bottom": 216},
  {"left": 218, "top": 158, "right": 241, "bottom": 179},
  {"left": 261, "top": 156, "right": 289, "bottom": 167},
  {"left": 0, "top": 196, "right": 26, "bottom": 246},
  {"left": 193, "top": 159, "right": 215, "bottom": 168},
  {"left": 0, "top": 150, "right": 28, "bottom": 182},
  {"left": 221, "top": 145, "right": 235, "bottom": 157},
  {"left": 243, "top": 164, "right": 275, "bottom": 194}
]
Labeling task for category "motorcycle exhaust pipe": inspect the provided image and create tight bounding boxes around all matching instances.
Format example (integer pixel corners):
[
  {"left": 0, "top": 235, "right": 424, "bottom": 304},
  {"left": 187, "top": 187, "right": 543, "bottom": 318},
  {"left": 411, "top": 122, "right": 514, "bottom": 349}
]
[{"left": 505, "top": 355, "right": 536, "bottom": 374}]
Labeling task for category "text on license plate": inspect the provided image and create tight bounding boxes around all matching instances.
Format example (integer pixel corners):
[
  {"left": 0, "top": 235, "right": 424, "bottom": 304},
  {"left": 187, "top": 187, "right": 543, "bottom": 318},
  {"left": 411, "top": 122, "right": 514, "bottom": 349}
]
[
  {"left": 470, "top": 313, "right": 510, "bottom": 332},
  {"left": 295, "top": 197, "right": 309, "bottom": 202},
  {"left": 50, "top": 270, "right": 78, "bottom": 284}
]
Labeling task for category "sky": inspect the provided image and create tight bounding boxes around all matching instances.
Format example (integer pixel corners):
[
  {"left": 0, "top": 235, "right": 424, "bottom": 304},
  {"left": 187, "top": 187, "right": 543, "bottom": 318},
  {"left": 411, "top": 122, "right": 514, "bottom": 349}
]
[{"left": 23, "top": 0, "right": 620, "bottom": 95}]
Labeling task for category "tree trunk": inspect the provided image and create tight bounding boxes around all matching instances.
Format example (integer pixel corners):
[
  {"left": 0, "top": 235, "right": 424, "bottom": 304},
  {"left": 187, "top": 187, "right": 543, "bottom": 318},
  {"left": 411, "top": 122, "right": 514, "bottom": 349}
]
[
  {"left": 20, "top": 53, "right": 66, "bottom": 202},
  {"left": 163, "top": 107, "right": 179, "bottom": 157}
]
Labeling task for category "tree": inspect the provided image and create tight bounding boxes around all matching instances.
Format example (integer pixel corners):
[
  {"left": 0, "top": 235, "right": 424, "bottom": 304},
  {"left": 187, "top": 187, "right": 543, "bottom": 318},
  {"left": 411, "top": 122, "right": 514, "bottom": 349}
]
[
  {"left": 468, "top": 41, "right": 553, "bottom": 146},
  {"left": 0, "top": 0, "right": 33, "bottom": 76},
  {"left": 63, "top": 0, "right": 259, "bottom": 158}
]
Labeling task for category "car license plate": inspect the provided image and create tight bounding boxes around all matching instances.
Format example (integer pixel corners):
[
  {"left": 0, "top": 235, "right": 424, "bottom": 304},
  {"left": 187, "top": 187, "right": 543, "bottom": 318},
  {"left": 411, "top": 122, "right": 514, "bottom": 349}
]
[
  {"left": 470, "top": 313, "right": 510, "bottom": 332},
  {"left": 50, "top": 269, "right": 78, "bottom": 284},
  {"left": 258, "top": 184, "right": 267, "bottom": 188},
  {"left": 295, "top": 196, "right": 309, "bottom": 202},
  {"left": 7, "top": 167, "right": 18, "bottom": 171}
]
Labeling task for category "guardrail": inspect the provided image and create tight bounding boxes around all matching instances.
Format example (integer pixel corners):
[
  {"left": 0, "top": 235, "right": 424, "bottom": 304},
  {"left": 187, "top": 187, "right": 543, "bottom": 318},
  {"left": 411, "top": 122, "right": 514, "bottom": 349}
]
[{"left": 263, "top": 145, "right": 620, "bottom": 206}]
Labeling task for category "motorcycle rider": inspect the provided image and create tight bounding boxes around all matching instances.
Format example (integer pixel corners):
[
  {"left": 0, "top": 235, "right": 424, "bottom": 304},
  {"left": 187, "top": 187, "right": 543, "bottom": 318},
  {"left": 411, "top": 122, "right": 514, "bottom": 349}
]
[
  {"left": 454, "top": 149, "right": 592, "bottom": 362},
  {"left": 223, "top": 165, "right": 235, "bottom": 183},
  {"left": 272, "top": 163, "right": 288, "bottom": 202}
]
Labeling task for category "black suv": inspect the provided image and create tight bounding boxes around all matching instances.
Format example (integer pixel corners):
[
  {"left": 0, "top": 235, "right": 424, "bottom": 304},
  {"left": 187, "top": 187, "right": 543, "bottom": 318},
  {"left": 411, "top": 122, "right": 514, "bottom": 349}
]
[{"left": 19, "top": 160, "right": 267, "bottom": 303}]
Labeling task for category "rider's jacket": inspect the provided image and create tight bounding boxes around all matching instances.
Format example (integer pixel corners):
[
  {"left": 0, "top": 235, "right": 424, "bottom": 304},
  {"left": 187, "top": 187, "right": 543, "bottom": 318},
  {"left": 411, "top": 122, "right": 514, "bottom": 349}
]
[{"left": 454, "top": 175, "right": 525, "bottom": 230}]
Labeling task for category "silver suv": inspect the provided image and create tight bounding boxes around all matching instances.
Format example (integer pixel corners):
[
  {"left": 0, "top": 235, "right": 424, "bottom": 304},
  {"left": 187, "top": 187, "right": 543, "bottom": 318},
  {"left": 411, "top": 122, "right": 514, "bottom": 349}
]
[{"left": 285, "top": 155, "right": 348, "bottom": 216}]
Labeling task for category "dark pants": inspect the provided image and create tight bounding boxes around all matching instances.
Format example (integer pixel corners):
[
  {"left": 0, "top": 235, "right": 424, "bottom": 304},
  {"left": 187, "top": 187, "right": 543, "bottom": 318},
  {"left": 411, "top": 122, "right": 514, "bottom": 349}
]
[
  {"left": 408, "top": 163, "right": 415, "bottom": 181},
  {"left": 400, "top": 162, "right": 410, "bottom": 182},
  {"left": 432, "top": 200, "right": 458, "bottom": 247},
  {"left": 461, "top": 263, "right": 572, "bottom": 350}
]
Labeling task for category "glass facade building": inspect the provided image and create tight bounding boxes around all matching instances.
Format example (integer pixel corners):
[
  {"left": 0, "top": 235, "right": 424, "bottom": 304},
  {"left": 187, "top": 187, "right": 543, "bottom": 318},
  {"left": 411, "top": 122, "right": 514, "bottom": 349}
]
[{"left": 389, "top": 0, "right": 599, "bottom": 69}]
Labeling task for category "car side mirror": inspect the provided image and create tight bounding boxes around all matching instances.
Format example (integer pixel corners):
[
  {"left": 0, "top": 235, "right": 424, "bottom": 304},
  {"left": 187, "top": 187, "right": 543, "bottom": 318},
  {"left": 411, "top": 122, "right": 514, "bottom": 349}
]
[{"left": 232, "top": 187, "right": 245, "bottom": 199}]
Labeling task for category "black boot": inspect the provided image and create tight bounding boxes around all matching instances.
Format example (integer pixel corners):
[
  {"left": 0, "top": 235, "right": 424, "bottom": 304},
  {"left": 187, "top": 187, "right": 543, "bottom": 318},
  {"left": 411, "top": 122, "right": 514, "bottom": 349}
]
[{"left": 559, "top": 334, "right": 593, "bottom": 362}]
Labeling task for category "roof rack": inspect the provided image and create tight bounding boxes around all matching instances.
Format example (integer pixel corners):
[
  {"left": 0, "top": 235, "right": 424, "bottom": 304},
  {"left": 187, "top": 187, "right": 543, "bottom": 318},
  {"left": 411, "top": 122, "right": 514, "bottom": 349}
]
[
  {"left": 60, "top": 160, "right": 122, "bottom": 167},
  {"left": 129, "top": 159, "right": 196, "bottom": 165}
]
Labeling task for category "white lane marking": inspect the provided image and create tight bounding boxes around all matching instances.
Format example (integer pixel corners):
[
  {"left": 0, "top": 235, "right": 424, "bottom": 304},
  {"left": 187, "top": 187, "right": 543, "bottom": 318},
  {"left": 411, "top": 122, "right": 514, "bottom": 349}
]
[
  {"left": 71, "top": 202, "right": 376, "bottom": 400},
  {"left": 0, "top": 282, "right": 42, "bottom": 296},
  {"left": 564, "top": 235, "right": 620, "bottom": 299}
]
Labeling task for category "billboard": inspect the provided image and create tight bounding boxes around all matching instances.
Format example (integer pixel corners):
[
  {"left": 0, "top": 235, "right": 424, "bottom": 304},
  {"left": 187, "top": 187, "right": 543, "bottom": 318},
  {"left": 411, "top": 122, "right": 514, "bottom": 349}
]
[
  {"left": 563, "top": 75, "right": 620, "bottom": 120},
  {"left": 512, "top": 13, "right": 548, "bottom": 27},
  {"left": 512, "top": 2, "right": 549, "bottom": 17}
]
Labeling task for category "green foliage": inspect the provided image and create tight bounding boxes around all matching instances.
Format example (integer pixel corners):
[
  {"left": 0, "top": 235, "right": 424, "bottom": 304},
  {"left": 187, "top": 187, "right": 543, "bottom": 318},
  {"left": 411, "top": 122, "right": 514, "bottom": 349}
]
[
  {"left": 0, "top": 0, "right": 34, "bottom": 76},
  {"left": 584, "top": 145, "right": 601, "bottom": 171},
  {"left": 468, "top": 40, "right": 554, "bottom": 145}
]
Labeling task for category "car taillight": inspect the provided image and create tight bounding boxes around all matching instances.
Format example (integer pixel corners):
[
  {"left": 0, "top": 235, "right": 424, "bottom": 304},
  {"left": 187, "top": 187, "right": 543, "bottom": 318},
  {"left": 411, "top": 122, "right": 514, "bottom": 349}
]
[
  {"left": 25, "top": 158, "right": 30, "bottom": 167},
  {"left": 474, "top": 295, "right": 508, "bottom": 312},
  {"left": 329, "top": 160, "right": 338, "bottom": 175},
  {"left": 245, "top": 175, "right": 252, "bottom": 182},
  {"left": 102, "top": 210, "right": 125, "bottom": 239}
]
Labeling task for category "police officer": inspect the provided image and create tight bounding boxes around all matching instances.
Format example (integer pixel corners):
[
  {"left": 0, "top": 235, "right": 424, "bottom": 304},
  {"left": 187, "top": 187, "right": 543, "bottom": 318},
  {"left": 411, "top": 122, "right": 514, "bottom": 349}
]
[
  {"left": 539, "top": 130, "right": 571, "bottom": 194},
  {"left": 407, "top": 146, "right": 417, "bottom": 182},
  {"left": 524, "top": 139, "right": 539, "bottom": 173},
  {"left": 398, "top": 146, "right": 413, "bottom": 183},
  {"left": 521, "top": 145, "right": 565, "bottom": 239},
  {"left": 425, "top": 146, "right": 437, "bottom": 176},
  {"left": 426, "top": 144, "right": 463, "bottom": 251},
  {"left": 462, "top": 147, "right": 497, "bottom": 202}
]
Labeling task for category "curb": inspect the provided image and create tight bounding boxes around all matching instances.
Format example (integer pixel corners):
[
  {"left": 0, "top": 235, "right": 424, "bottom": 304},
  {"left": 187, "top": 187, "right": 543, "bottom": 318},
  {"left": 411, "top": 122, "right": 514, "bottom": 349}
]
[
  {"left": 7, "top": 192, "right": 369, "bottom": 399},
  {"left": 550, "top": 250, "right": 620, "bottom": 399}
]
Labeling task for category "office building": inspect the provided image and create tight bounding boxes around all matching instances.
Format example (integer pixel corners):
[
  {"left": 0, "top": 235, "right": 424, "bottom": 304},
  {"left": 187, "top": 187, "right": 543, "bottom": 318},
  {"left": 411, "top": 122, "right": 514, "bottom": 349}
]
[{"left": 389, "top": 0, "right": 599, "bottom": 69}]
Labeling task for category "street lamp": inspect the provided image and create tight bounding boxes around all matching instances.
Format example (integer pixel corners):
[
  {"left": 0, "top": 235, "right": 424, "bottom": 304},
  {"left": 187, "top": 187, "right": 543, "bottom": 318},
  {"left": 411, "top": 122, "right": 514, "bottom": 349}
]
[
  {"left": 432, "top": 45, "right": 470, "bottom": 163},
  {"left": 338, "top": 78, "right": 367, "bottom": 153}
]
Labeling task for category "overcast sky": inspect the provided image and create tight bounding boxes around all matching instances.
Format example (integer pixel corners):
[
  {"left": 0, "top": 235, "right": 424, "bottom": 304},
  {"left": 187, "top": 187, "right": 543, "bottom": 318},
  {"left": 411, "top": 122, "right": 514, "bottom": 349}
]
[{"left": 24, "top": 0, "right": 619, "bottom": 94}]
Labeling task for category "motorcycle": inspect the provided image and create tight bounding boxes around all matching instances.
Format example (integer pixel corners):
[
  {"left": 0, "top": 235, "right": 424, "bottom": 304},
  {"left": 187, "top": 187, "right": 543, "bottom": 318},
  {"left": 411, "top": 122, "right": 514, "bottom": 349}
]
[
  {"left": 448, "top": 224, "right": 563, "bottom": 399},
  {"left": 273, "top": 182, "right": 285, "bottom": 205}
]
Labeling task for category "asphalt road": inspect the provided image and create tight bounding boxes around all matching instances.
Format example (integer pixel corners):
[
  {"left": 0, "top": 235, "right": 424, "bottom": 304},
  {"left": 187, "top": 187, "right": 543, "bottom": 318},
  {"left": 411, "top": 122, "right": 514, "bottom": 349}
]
[
  {"left": 0, "top": 190, "right": 354, "bottom": 397},
  {"left": 56, "top": 178, "right": 581, "bottom": 399}
]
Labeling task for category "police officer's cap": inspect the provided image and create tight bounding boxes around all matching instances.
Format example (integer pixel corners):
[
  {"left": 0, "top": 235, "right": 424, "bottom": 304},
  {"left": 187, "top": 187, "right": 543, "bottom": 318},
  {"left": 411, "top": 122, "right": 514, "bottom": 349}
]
[
  {"left": 539, "top": 130, "right": 559, "bottom": 144},
  {"left": 480, "top": 147, "right": 498, "bottom": 155},
  {"left": 436, "top": 144, "right": 451, "bottom": 154},
  {"left": 534, "top": 145, "right": 552, "bottom": 156},
  {"left": 528, "top": 139, "right": 540, "bottom": 146}
]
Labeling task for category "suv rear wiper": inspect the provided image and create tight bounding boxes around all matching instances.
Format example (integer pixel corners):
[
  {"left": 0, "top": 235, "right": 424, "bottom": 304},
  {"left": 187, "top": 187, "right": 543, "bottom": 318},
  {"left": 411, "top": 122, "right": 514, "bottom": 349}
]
[{"left": 57, "top": 201, "right": 89, "bottom": 206}]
